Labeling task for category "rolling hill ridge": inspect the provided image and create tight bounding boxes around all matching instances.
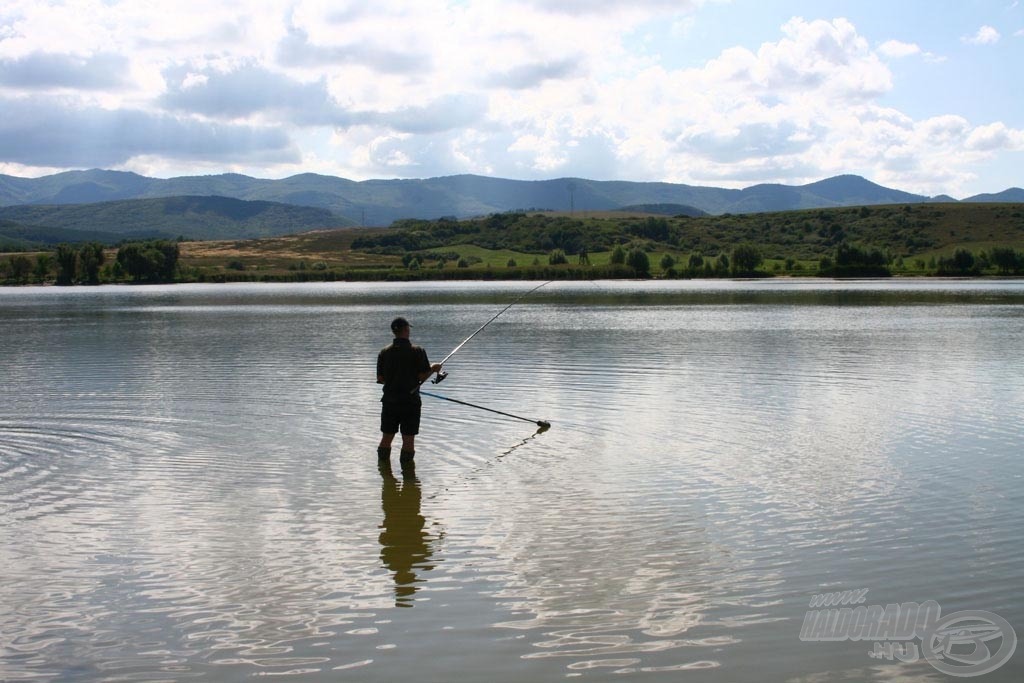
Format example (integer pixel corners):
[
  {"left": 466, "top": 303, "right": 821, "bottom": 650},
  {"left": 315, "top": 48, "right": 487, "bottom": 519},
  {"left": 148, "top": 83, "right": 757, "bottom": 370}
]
[{"left": 2, "top": 169, "right": 1019, "bottom": 227}]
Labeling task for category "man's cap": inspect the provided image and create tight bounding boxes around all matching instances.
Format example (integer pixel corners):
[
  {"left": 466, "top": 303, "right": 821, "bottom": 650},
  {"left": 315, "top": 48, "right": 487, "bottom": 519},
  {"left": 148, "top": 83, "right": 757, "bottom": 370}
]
[{"left": 390, "top": 316, "right": 410, "bottom": 332}]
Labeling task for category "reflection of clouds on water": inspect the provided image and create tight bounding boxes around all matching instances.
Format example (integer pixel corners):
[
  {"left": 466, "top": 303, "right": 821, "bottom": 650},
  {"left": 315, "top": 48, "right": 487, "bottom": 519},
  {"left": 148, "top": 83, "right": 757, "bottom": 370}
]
[{"left": 465, "top": 458, "right": 744, "bottom": 671}]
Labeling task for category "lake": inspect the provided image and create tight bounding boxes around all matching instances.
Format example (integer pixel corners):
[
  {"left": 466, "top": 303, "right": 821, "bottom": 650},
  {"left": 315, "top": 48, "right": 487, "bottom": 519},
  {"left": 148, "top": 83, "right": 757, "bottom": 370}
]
[{"left": 1, "top": 279, "right": 1022, "bottom": 682}]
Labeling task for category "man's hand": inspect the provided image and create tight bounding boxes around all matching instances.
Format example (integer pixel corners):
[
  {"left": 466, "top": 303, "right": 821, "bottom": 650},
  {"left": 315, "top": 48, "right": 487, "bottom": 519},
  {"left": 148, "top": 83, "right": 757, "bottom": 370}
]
[{"left": 430, "top": 363, "right": 443, "bottom": 374}]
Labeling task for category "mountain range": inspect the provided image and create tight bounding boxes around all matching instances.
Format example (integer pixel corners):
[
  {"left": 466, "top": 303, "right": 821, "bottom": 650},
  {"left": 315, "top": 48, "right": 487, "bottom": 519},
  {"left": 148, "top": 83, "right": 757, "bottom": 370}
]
[{"left": 0, "top": 169, "right": 1021, "bottom": 244}]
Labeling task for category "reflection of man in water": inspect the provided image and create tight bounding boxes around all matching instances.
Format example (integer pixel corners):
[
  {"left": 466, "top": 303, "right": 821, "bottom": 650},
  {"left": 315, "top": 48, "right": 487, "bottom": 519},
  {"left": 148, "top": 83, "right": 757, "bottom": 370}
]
[{"left": 379, "top": 464, "right": 437, "bottom": 607}]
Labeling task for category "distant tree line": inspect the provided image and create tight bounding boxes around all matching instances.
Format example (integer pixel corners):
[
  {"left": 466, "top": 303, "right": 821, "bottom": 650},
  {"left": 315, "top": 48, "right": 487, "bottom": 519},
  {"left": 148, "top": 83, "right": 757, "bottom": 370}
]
[
  {"left": 989, "top": 247, "right": 1024, "bottom": 274},
  {"left": 818, "top": 242, "right": 892, "bottom": 277},
  {"left": 1, "top": 239, "right": 180, "bottom": 285},
  {"left": 114, "top": 240, "right": 180, "bottom": 283}
]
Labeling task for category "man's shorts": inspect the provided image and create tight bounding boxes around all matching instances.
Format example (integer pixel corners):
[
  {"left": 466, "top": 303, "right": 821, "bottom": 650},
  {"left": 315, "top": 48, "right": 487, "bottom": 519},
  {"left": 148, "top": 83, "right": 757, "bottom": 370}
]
[{"left": 380, "top": 401, "right": 421, "bottom": 435}]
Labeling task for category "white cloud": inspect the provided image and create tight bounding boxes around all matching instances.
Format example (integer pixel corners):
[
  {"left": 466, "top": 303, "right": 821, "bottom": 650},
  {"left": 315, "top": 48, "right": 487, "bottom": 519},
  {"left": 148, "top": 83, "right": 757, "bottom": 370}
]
[
  {"left": 962, "top": 25, "right": 1001, "bottom": 45},
  {"left": 965, "top": 122, "right": 1024, "bottom": 151},
  {"left": 878, "top": 40, "right": 921, "bottom": 58},
  {"left": 0, "top": 2, "right": 1019, "bottom": 195}
]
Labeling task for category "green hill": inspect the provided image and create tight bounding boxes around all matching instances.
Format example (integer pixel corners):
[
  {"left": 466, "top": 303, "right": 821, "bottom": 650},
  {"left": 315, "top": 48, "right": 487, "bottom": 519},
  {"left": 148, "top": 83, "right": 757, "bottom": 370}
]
[
  {"left": 615, "top": 203, "right": 707, "bottom": 217},
  {"left": 351, "top": 203, "right": 1024, "bottom": 261},
  {"left": 0, "top": 220, "right": 129, "bottom": 248},
  {"left": 0, "top": 195, "right": 354, "bottom": 241}
]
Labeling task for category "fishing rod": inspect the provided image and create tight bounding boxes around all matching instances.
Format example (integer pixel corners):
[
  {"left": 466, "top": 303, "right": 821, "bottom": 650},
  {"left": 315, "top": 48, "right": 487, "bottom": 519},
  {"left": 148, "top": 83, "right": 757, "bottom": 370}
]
[
  {"left": 420, "top": 390, "right": 551, "bottom": 430},
  {"left": 428, "top": 280, "right": 552, "bottom": 385}
]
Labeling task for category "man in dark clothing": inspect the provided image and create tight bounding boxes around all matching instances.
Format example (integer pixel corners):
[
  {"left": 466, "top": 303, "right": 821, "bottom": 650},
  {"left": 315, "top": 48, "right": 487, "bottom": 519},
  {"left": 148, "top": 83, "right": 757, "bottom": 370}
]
[{"left": 377, "top": 317, "right": 442, "bottom": 467}]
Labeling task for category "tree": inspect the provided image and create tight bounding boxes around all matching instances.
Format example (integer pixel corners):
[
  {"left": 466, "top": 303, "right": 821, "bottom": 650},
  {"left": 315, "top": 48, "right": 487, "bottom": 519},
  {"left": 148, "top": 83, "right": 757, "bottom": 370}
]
[
  {"left": 34, "top": 253, "right": 53, "bottom": 284},
  {"left": 688, "top": 253, "right": 704, "bottom": 270},
  {"left": 116, "top": 240, "right": 180, "bottom": 283},
  {"left": 610, "top": 244, "right": 626, "bottom": 265},
  {"left": 629, "top": 217, "right": 669, "bottom": 241},
  {"left": 55, "top": 244, "right": 77, "bottom": 286},
  {"left": 819, "top": 241, "right": 891, "bottom": 277},
  {"left": 117, "top": 243, "right": 154, "bottom": 282},
  {"left": 506, "top": 258, "right": 517, "bottom": 267},
  {"left": 936, "top": 249, "right": 979, "bottom": 276},
  {"left": 548, "top": 249, "right": 568, "bottom": 265},
  {"left": 836, "top": 242, "right": 885, "bottom": 268},
  {"left": 731, "top": 244, "right": 763, "bottom": 275},
  {"left": 78, "top": 242, "right": 105, "bottom": 285},
  {"left": 578, "top": 248, "right": 589, "bottom": 265},
  {"left": 626, "top": 248, "right": 650, "bottom": 276},
  {"left": 6, "top": 255, "right": 32, "bottom": 283},
  {"left": 660, "top": 253, "right": 676, "bottom": 270},
  {"left": 952, "top": 248, "right": 975, "bottom": 272},
  {"left": 990, "top": 247, "right": 1021, "bottom": 275}
]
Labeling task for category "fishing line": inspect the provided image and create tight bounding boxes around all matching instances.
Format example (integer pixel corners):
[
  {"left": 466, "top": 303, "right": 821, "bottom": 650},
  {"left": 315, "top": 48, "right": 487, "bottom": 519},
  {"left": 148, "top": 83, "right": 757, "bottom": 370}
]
[{"left": 420, "top": 390, "right": 550, "bottom": 430}]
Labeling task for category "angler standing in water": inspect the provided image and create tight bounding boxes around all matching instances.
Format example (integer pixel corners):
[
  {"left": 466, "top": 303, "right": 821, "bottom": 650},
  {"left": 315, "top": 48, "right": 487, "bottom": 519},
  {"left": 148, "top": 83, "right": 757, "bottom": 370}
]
[{"left": 377, "top": 317, "right": 443, "bottom": 469}]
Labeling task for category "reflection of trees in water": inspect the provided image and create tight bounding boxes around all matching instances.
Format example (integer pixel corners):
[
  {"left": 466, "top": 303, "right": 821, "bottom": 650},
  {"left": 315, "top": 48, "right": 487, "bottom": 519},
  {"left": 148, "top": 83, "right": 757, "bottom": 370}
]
[{"left": 378, "top": 467, "right": 439, "bottom": 607}]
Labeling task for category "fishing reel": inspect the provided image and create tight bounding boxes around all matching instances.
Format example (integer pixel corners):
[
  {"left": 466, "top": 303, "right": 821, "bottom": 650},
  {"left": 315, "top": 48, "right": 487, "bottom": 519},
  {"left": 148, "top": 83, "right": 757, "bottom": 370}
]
[{"left": 432, "top": 371, "right": 449, "bottom": 384}]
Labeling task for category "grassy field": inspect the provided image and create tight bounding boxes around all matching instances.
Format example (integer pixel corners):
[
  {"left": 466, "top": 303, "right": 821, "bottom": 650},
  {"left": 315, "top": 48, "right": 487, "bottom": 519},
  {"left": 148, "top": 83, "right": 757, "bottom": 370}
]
[{"left": 173, "top": 239, "right": 867, "bottom": 280}]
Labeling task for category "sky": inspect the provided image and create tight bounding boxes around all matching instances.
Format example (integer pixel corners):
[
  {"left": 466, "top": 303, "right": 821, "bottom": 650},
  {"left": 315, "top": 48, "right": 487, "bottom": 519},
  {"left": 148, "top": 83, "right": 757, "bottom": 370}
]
[{"left": 0, "top": 0, "right": 1021, "bottom": 197}]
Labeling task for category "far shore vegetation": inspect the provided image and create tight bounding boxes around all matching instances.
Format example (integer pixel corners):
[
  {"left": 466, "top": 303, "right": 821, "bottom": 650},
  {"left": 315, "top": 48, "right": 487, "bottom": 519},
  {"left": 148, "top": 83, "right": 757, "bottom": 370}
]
[{"left": 3, "top": 203, "right": 1023, "bottom": 286}]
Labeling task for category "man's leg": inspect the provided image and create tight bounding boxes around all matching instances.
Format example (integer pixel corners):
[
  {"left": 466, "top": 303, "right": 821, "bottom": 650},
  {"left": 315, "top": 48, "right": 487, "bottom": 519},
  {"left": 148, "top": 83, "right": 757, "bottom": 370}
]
[
  {"left": 399, "top": 433, "right": 415, "bottom": 466},
  {"left": 379, "top": 403, "right": 399, "bottom": 460},
  {"left": 399, "top": 404, "right": 420, "bottom": 467},
  {"left": 378, "top": 433, "right": 394, "bottom": 460}
]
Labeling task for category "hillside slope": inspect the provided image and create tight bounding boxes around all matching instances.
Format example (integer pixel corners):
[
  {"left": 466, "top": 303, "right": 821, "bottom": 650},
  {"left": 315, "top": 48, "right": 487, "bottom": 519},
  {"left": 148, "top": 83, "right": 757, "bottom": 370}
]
[{"left": 0, "top": 195, "right": 353, "bottom": 241}]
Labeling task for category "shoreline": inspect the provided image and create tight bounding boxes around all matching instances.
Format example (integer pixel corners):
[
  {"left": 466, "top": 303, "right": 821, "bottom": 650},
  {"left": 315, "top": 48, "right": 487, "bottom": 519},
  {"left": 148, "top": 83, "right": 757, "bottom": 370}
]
[{"left": 5, "top": 274, "right": 1024, "bottom": 291}]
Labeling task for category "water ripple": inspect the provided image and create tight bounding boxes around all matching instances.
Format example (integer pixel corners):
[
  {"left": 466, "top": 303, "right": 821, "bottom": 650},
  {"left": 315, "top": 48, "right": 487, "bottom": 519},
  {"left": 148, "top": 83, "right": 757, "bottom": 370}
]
[{"left": 2, "top": 281, "right": 1023, "bottom": 681}]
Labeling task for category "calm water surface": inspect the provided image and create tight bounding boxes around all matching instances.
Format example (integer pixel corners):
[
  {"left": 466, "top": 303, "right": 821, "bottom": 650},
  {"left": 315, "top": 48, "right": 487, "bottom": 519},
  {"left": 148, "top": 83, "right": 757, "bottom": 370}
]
[{"left": 1, "top": 280, "right": 1022, "bottom": 682}]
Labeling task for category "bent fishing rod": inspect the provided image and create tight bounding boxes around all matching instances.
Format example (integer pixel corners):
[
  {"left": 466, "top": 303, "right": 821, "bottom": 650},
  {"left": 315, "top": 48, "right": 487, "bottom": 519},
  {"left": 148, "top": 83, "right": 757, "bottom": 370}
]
[
  {"left": 415, "top": 280, "right": 553, "bottom": 428},
  {"left": 424, "top": 280, "right": 553, "bottom": 386}
]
